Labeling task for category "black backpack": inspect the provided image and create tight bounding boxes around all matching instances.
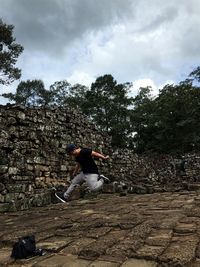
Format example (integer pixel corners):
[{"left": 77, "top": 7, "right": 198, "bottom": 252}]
[{"left": 11, "top": 235, "right": 36, "bottom": 259}]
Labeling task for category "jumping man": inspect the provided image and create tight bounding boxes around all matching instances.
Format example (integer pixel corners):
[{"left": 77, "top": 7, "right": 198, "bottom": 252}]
[{"left": 55, "top": 144, "right": 110, "bottom": 202}]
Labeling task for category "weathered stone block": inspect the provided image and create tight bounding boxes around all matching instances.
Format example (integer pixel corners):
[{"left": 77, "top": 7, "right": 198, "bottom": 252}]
[
  {"left": 26, "top": 164, "right": 34, "bottom": 171},
  {"left": 128, "top": 185, "right": 147, "bottom": 194},
  {"left": 0, "top": 165, "right": 8, "bottom": 174},
  {"left": 34, "top": 157, "right": 46, "bottom": 164},
  {"left": 17, "top": 111, "right": 26, "bottom": 120},
  {"left": 0, "top": 203, "right": 10, "bottom": 212},
  {"left": 6, "top": 183, "right": 27, "bottom": 193},
  {"left": 33, "top": 254, "right": 90, "bottom": 267},
  {"left": 8, "top": 167, "right": 18, "bottom": 175},
  {"left": 61, "top": 165, "right": 67, "bottom": 171},
  {"left": 0, "top": 183, "right": 5, "bottom": 192},
  {"left": 7, "top": 117, "right": 17, "bottom": 125},
  {"left": 102, "top": 184, "right": 115, "bottom": 193},
  {"left": 4, "top": 193, "right": 17, "bottom": 202},
  {"left": 0, "top": 194, "right": 5, "bottom": 202},
  {"left": 12, "top": 175, "right": 32, "bottom": 181},
  {"left": 121, "top": 259, "right": 157, "bottom": 267},
  {"left": 158, "top": 234, "right": 198, "bottom": 266}
]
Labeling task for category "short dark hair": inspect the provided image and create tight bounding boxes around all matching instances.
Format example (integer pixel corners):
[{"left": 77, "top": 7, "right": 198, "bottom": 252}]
[{"left": 66, "top": 144, "right": 76, "bottom": 154}]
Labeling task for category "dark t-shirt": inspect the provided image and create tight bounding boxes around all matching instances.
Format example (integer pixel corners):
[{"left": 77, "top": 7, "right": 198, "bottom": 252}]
[{"left": 75, "top": 148, "right": 99, "bottom": 174}]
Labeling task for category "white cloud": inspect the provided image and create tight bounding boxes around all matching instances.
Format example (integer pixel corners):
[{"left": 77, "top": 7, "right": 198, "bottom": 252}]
[
  {"left": 67, "top": 71, "right": 94, "bottom": 87},
  {"left": 131, "top": 78, "right": 159, "bottom": 96}
]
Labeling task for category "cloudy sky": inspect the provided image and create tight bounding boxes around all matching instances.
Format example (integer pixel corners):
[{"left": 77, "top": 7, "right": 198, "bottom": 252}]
[{"left": 1, "top": 0, "right": 200, "bottom": 104}]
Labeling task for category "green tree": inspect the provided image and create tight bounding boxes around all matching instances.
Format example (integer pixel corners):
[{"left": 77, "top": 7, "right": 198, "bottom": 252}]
[
  {"left": 131, "top": 73, "right": 200, "bottom": 154},
  {"left": 67, "top": 83, "right": 89, "bottom": 110},
  {"left": 84, "top": 74, "right": 133, "bottom": 147},
  {"left": 155, "top": 82, "right": 200, "bottom": 153},
  {"left": 189, "top": 66, "right": 200, "bottom": 83},
  {"left": 48, "top": 80, "right": 71, "bottom": 106},
  {"left": 131, "top": 86, "right": 156, "bottom": 152},
  {"left": 1, "top": 79, "right": 89, "bottom": 108},
  {"left": 49, "top": 81, "right": 89, "bottom": 109},
  {"left": 0, "top": 19, "right": 23, "bottom": 85},
  {"left": 2, "top": 79, "right": 49, "bottom": 106}
]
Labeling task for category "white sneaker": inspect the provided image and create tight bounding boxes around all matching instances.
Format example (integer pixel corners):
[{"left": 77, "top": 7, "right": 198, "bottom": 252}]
[
  {"left": 99, "top": 174, "right": 110, "bottom": 184},
  {"left": 55, "top": 192, "right": 69, "bottom": 203}
]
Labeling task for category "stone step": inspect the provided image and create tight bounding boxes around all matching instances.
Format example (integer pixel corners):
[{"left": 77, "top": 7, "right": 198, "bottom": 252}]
[{"left": 187, "top": 183, "right": 200, "bottom": 191}]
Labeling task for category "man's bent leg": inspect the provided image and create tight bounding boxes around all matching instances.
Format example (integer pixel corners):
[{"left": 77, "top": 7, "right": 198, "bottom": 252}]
[
  {"left": 64, "top": 172, "right": 85, "bottom": 199},
  {"left": 84, "top": 174, "right": 104, "bottom": 192}
]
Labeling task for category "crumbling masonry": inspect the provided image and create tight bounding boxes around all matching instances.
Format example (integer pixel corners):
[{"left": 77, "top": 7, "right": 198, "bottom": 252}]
[{"left": 1, "top": 104, "right": 200, "bottom": 212}]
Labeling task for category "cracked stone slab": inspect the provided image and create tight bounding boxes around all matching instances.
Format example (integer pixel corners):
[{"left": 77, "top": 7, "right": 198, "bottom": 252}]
[
  {"left": 2, "top": 193, "right": 200, "bottom": 266},
  {"left": 121, "top": 258, "right": 158, "bottom": 267},
  {"left": 37, "top": 236, "right": 74, "bottom": 252},
  {"left": 79, "top": 230, "right": 127, "bottom": 260},
  {"left": 0, "top": 247, "right": 13, "bottom": 266},
  {"left": 88, "top": 260, "right": 121, "bottom": 267},
  {"left": 106, "top": 220, "right": 157, "bottom": 258},
  {"left": 187, "top": 258, "right": 200, "bottom": 267},
  {"left": 33, "top": 254, "right": 91, "bottom": 267},
  {"left": 134, "top": 245, "right": 165, "bottom": 260},
  {"left": 145, "top": 229, "right": 172, "bottom": 246},
  {"left": 174, "top": 223, "right": 197, "bottom": 234},
  {"left": 158, "top": 216, "right": 183, "bottom": 229},
  {"left": 86, "top": 227, "right": 112, "bottom": 238},
  {"left": 61, "top": 238, "right": 95, "bottom": 254},
  {"left": 158, "top": 234, "right": 199, "bottom": 266}
]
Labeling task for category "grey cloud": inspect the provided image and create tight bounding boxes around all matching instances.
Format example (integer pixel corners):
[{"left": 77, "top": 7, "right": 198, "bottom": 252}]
[
  {"left": 139, "top": 6, "right": 178, "bottom": 33},
  {"left": 180, "top": 24, "right": 200, "bottom": 60},
  {"left": 1, "top": 0, "right": 135, "bottom": 55}
]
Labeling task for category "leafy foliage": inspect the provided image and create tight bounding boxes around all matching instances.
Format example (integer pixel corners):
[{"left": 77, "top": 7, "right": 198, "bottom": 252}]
[
  {"left": 0, "top": 19, "right": 23, "bottom": 85},
  {"left": 189, "top": 66, "right": 200, "bottom": 83},
  {"left": 84, "top": 75, "right": 133, "bottom": 147},
  {"left": 131, "top": 75, "right": 200, "bottom": 154},
  {"left": 2, "top": 80, "right": 48, "bottom": 106}
]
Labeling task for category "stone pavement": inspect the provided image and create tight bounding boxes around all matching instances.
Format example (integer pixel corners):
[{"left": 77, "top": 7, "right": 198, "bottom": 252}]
[{"left": 1, "top": 192, "right": 200, "bottom": 267}]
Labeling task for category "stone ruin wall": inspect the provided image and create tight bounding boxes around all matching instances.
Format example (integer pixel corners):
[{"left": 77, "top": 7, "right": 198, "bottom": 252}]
[
  {"left": 0, "top": 104, "right": 200, "bottom": 212},
  {"left": 110, "top": 151, "right": 200, "bottom": 194},
  {"left": 0, "top": 105, "right": 111, "bottom": 212}
]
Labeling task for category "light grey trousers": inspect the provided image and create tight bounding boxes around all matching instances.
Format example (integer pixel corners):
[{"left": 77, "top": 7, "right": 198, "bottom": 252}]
[{"left": 64, "top": 172, "right": 104, "bottom": 199}]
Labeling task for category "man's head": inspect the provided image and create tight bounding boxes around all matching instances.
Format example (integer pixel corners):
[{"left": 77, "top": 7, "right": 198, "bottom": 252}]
[{"left": 66, "top": 144, "right": 77, "bottom": 154}]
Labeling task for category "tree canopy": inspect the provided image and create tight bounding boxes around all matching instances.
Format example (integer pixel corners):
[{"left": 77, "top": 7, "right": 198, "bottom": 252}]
[
  {"left": 0, "top": 18, "right": 23, "bottom": 85},
  {"left": 84, "top": 75, "right": 133, "bottom": 147},
  {"left": 2, "top": 79, "right": 50, "bottom": 106},
  {"left": 131, "top": 70, "right": 200, "bottom": 154}
]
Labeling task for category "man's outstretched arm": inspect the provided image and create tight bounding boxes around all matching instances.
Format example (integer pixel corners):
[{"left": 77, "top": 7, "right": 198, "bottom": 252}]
[{"left": 91, "top": 151, "right": 109, "bottom": 160}]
